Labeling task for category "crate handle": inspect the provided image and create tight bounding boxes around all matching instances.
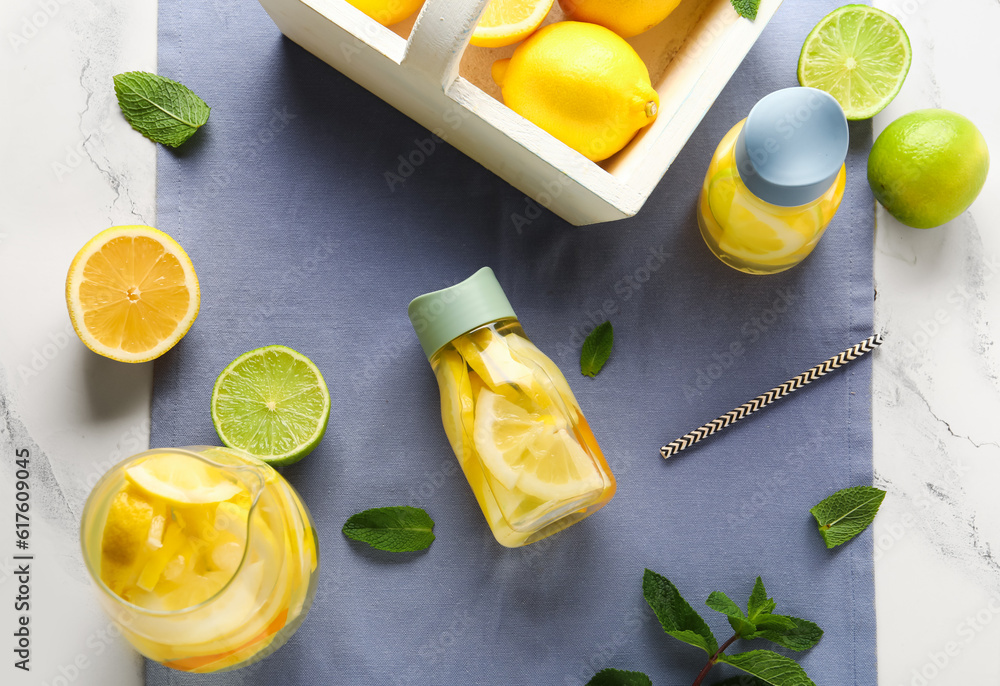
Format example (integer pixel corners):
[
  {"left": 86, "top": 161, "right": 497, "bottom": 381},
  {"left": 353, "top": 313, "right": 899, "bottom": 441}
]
[{"left": 401, "top": 0, "right": 491, "bottom": 88}]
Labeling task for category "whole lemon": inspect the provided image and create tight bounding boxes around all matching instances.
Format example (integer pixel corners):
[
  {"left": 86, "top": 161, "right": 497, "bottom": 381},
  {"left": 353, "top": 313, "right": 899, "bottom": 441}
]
[
  {"left": 868, "top": 109, "right": 989, "bottom": 229},
  {"left": 492, "top": 22, "right": 659, "bottom": 162},
  {"left": 345, "top": 0, "right": 424, "bottom": 26},
  {"left": 558, "top": 0, "right": 683, "bottom": 38}
]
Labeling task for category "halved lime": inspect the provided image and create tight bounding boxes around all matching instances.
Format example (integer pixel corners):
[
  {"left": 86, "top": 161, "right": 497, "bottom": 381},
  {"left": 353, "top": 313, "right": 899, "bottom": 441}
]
[
  {"left": 211, "top": 345, "right": 330, "bottom": 466},
  {"left": 797, "top": 5, "right": 911, "bottom": 120}
]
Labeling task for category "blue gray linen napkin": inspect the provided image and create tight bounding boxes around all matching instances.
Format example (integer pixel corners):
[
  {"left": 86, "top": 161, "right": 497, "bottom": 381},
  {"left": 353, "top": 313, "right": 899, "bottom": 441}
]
[{"left": 150, "top": 0, "right": 876, "bottom": 683}]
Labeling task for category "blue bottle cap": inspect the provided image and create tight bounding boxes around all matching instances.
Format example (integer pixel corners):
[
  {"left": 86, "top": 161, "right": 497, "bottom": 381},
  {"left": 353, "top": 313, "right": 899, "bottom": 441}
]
[{"left": 733, "top": 87, "right": 849, "bottom": 207}]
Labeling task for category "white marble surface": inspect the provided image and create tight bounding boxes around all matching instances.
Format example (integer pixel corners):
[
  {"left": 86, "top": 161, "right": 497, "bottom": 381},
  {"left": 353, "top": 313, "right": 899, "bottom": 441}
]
[
  {"left": 871, "top": 0, "right": 1000, "bottom": 683},
  {"left": 1, "top": 0, "right": 998, "bottom": 684},
  {"left": 1, "top": 1, "right": 155, "bottom": 684}
]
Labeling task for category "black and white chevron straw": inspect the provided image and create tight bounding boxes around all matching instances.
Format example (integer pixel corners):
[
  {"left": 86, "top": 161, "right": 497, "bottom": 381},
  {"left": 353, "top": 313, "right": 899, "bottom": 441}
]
[{"left": 660, "top": 333, "right": 884, "bottom": 459}]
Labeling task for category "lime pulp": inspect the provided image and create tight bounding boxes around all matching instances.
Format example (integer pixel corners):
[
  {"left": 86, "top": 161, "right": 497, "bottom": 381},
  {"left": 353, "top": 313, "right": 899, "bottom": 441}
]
[
  {"left": 211, "top": 345, "right": 330, "bottom": 466},
  {"left": 797, "top": 5, "right": 911, "bottom": 120}
]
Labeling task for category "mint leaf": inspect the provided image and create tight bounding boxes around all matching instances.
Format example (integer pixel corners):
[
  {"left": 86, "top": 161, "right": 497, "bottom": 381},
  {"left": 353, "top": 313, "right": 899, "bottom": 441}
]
[
  {"left": 729, "top": 0, "right": 761, "bottom": 20},
  {"left": 754, "top": 616, "right": 823, "bottom": 652},
  {"left": 810, "top": 485, "right": 886, "bottom": 548},
  {"left": 642, "top": 569, "right": 718, "bottom": 654},
  {"left": 752, "top": 614, "right": 796, "bottom": 633},
  {"left": 706, "top": 591, "right": 756, "bottom": 637},
  {"left": 585, "top": 668, "right": 653, "bottom": 686},
  {"left": 113, "top": 71, "right": 210, "bottom": 147},
  {"left": 746, "top": 578, "right": 775, "bottom": 619},
  {"left": 718, "top": 650, "right": 816, "bottom": 686},
  {"left": 342, "top": 506, "right": 435, "bottom": 552},
  {"left": 581, "top": 321, "right": 613, "bottom": 377}
]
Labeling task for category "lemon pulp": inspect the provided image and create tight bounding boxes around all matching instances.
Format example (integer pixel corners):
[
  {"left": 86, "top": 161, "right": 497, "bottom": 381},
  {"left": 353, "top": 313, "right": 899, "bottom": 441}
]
[
  {"left": 471, "top": 0, "right": 555, "bottom": 48},
  {"left": 66, "top": 225, "right": 200, "bottom": 363}
]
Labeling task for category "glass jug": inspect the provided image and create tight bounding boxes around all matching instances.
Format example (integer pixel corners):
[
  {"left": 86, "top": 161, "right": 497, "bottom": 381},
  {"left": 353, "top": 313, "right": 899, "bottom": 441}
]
[{"left": 80, "top": 446, "right": 318, "bottom": 673}]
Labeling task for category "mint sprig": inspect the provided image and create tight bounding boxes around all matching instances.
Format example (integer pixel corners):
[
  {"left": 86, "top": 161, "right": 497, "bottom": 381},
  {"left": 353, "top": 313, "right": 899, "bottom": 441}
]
[
  {"left": 730, "top": 0, "right": 761, "bottom": 20},
  {"left": 594, "top": 571, "right": 822, "bottom": 686},
  {"left": 810, "top": 485, "right": 886, "bottom": 549},
  {"left": 113, "top": 71, "right": 210, "bottom": 147},
  {"left": 586, "top": 668, "right": 653, "bottom": 686},
  {"left": 717, "top": 651, "right": 814, "bottom": 685},
  {"left": 642, "top": 569, "right": 718, "bottom": 654},
  {"left": 342, "top": 506, "right": 435, "bottom": 552},
  {"left": 581, "top": 321, "right": 614, "bottom": 377}
]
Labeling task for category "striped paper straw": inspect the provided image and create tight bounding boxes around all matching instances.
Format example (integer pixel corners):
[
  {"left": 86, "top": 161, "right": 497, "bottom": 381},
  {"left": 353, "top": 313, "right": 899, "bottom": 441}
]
[{"left": 660, "top": 333, "right": 884, "bottom": 459}]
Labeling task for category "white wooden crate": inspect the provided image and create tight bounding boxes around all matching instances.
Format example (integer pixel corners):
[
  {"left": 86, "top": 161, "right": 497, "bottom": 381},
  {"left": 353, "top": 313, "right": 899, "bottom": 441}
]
[{"left": 256, "top": 0, "right": 783, "bottom": 225}]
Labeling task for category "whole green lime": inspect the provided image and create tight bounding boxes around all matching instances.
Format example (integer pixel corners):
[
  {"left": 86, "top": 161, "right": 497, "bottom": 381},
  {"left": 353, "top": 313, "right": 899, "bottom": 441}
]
[{"left": 868, "top": 109, "right": 989, "bottom": 229}]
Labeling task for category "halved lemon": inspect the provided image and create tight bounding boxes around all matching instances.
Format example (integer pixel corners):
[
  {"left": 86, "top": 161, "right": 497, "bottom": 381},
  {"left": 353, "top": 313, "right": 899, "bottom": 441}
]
[
  {"left": 125, "top": 453, "right": 244, "bottom": 506},
  {"left": 66, "top": 225, "right": 200, "bottom": 363},
  {"left": 471, "top": 0, "right": 555, "bottom": 48},
  {"left": 472, "top": 388, "right": 603, "bottom": 501}
]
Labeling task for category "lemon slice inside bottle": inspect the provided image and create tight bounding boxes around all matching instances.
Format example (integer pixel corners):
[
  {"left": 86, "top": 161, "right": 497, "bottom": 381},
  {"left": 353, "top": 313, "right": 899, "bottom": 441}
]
[
  {"left": 125, "top": 453, "right": 244, "bottom": 506},
  {"left": 708, "top": 169, "right": 812, "bottom": 262},
  {"left": 433, "top": 349, "right": 476, "bottom": 462},
  {"left": 472, "top": 388, "right": 603, "bottom": 501},
  {"left": 451, "top": 327, "right": 547, "bottom": 406}
]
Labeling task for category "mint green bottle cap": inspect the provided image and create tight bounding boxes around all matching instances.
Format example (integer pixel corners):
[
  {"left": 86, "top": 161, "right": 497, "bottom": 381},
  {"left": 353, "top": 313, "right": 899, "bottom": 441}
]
[{"left": 408, "top": 267, "right": 517, "bottom": 359}]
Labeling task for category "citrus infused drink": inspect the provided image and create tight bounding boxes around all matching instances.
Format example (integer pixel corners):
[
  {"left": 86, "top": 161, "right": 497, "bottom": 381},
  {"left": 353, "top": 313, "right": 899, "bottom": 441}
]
[
  {"left": 409, "top": 268, "right": 615, "bottom": 547},
  {"left": 80, "top": 446, "right": 318, "bottom": 672},
  {"left": 698, "top": 88, "right": 849, "bottom": 274},
  {"left": 432, "top": 319, "right": 615, "bottom": 546}
]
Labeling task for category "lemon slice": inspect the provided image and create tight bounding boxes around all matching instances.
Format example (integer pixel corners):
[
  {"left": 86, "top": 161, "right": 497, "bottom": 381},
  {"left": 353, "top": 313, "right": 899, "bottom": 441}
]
[
  {"left": 125, "top": 453, "right": 244, "bottom": 506},
  {"left": 473, "top": 388, "right": 603, "bottom": 501},
  {"left": 504, "top": 333, "right": 578, "bottom": 414},
  {"left": 101, "top": 488, "right": 155, "bottom": 567},
  {"left": 137, "top": 521, "right": 188, "bottom": 592},
  {"left": 708, "top": 170, "right": 812, "bottom": 262},
  {"left": 471, "top": 0, "right": 554, "bottom": 48},
  {"left": 452, "top": 328, "right": 546, "bottom": 406},
  {"left": 66, "top": 225, "right": 200, "bottom": 363},
  {"left": 433, "top": 349, "right": 476, "bottom": 461}
]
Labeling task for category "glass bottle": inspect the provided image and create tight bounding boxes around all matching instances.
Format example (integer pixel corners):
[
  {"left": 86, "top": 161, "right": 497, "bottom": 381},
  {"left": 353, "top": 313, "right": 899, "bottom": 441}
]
[
  {"left": 408, "top": 268, "right": 616, "bottom": 547},
  {"left": 698, "top": 87, "right": 850, "bottom": 274},
  {"left": 80, "top": 446, "right": 318, "bottom": 673}
]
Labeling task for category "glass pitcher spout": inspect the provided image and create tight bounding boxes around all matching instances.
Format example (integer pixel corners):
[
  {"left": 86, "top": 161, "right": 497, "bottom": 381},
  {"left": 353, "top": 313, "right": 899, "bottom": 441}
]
[{"left": 179, "top": 445, "right": 269, "bottom": 503}]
